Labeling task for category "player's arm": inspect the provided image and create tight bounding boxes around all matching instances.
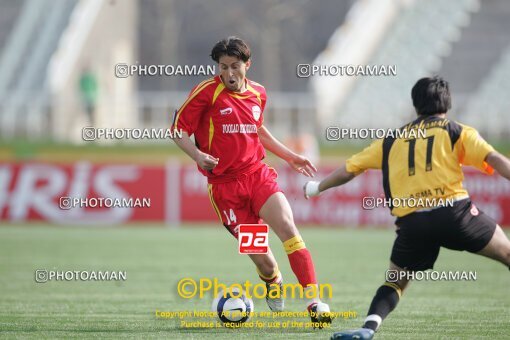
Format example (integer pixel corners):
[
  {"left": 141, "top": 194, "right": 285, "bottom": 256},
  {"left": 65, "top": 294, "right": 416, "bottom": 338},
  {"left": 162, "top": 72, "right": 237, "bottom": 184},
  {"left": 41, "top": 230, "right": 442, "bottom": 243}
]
[
  {"left": 258, "top": 125, "right": 317, "bottom": 177},
  {"left": 485, "top": 151, "right": 510, "bottom": 180},
  {"left": 171, "top": 83, "right": 218, "bottom": 171},
  {"left": 171, "top": 133, "right": 218, "bottom": 171},
  {"left": 303, "top": 139, "right": 383, "bottom": 199},
  {"left": 303, "top": 164, "right": 356, "bottom": 199}
]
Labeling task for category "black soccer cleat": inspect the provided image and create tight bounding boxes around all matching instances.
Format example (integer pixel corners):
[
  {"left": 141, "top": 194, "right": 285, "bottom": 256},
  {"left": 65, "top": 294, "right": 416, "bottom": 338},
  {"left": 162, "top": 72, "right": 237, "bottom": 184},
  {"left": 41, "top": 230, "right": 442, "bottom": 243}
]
[
  {"left": 331, "top": 328, "right": 375, "bottom": 340},
  {"left": 307, "top": 302, "right": 333, "bottom": 329}
]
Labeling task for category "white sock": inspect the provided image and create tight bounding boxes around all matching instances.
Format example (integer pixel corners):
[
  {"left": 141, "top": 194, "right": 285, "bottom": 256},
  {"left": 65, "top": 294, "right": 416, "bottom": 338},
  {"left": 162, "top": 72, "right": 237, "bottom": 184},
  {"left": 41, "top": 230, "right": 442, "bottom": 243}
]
[{"left": 364, "top": 314, "right": 382, "bottom": 331}]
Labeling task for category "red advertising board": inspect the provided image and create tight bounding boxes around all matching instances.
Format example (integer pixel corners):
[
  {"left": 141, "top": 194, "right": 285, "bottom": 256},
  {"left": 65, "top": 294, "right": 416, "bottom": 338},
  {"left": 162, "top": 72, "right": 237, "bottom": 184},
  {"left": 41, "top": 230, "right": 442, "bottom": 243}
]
[
  {"left": 0, "top": 162, "right": 165, "bottom": 224},
  {"left": 1, "top": 161, "right": 509, "bottom": 227}
]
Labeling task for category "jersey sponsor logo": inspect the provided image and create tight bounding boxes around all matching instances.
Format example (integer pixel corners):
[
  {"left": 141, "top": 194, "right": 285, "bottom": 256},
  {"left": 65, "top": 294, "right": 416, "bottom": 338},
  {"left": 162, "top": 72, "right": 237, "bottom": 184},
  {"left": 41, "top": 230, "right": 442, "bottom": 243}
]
[
  {"left": 222, "top": 124, "right": 257, "bottom": 134},
  {"left": 220, "top": 107, "right": 233, "bottom": 115},
  {"left": 252, "top": 105, "right": 261, "bottom": 121},
  {"left": 238, "top": 224, "right": 269, "bottom": 254},
  {"left": 407, "top": 118, "right": 449, "bottom": 130}
]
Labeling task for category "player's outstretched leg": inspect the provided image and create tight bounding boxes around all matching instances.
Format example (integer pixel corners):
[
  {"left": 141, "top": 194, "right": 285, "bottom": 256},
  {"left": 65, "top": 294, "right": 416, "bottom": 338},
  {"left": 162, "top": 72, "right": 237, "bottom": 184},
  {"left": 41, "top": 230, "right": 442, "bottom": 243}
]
[
  {"left": 259, "top": 192, "right": 332, "bottom": 328},
  {"left": 331, "top": 263, "right": 410, "bottom": 339},
  {"left": 249, "top": 251, "right": 284, "bottom": 312},
  {"left": 476, "top": 225, "right": 510, "bottom": 269}
]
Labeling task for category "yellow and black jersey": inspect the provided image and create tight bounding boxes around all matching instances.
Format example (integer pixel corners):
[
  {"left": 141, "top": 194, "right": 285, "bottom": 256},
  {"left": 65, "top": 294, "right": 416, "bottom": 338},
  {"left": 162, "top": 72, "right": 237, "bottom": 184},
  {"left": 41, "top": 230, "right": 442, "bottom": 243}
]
[{"left": 346, "top": 115, "right": 495, "bottom": 217}]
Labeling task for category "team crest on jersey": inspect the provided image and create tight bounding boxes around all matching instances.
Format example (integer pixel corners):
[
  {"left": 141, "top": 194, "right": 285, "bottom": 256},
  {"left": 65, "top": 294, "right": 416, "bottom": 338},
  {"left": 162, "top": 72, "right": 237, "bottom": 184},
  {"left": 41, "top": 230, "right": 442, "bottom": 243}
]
[
  {"left": 470, "top": 204, "right": 479, "bottom": 216},
  {"left": 252, "top": 105, "right": 261, "bottom": 121},
  {"left": 220, "top": 107, "right": 232, "bottom": 115}
]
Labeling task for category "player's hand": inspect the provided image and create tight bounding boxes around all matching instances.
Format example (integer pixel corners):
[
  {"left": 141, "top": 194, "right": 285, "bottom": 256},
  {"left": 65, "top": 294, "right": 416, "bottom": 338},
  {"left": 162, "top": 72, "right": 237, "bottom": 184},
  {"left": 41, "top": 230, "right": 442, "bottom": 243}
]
[
  {"left": 303, "top": 181, "right": 321, "bottom": 199},
  {"left": 288, "top": 154, "right": 317, "bottom": 177},
  {"left": 195, "top": 151, "right": 219, "bottom": 171}
]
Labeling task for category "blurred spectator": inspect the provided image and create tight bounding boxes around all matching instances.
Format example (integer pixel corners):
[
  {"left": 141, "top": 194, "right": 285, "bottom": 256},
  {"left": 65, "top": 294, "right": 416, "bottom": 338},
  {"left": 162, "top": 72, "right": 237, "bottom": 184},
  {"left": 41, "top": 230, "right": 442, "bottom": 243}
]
[{"left": 79, "top": 67, "right": 98, "bottom": 126}]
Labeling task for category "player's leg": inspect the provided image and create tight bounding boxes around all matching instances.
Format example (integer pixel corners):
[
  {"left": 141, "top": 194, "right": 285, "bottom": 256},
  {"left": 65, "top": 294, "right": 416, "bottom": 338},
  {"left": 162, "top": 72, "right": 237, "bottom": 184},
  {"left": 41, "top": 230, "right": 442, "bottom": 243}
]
[
  {"left": 208, "top": 181, "right": 285, "bottom": 311},
  {"left": 251, "top": 165, "right": 330, "bottom": 325},
  {"left": 258, "top": 192, "right": 331, "bottom": 322},
  {"left": 332, "top": 213, "right": 440, "bottom": 339},
  {"left": 476, "top": 225, "right": 510, "bottom": 268},
  {"left": 331, "top": 261, "right": 411, "bottom": 340},
  {"left": 442, "top": 202, "right": 509, "bottom": 269},
  {"left": 248, "top": 250, "right": 284, "bottom": 311},
  {"left": 361, "top": 261, "right": 410, "bottom": 332},
  {"left": 251, "top": 167, "right": 318, "bottom": 295},
  {"left": 248, "top": 250, "right": 278, "bottom": 278},
  {"left": 258, "top": 192, "right": 314, "bottom": 287},
  {"left": 360, "top": 214, "right": 439, "bottom": 333}
]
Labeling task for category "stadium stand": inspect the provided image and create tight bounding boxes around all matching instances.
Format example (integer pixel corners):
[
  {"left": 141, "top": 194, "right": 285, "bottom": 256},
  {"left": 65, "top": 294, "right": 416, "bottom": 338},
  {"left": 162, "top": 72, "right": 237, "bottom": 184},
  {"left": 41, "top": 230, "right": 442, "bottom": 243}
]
[
  {"left": 1, "top": 0, "right": 508, "bottom": 142},
  {"left": 439, "top": 0, "right": 510, "bottom": 106},
  {"left": 0, "top": 0, "right": 24, "bottom": 95},
  {"left": 440, "top": 0, "right": 510, "bottom": 138},
  {"left": 313, "top": 0, "right": 480, "bottom": 133},
  {"left": 0, "top": 0, "right": 77, "bottom": 138},
  {"left": 462, "top": 45, "right": 510, "bottom": 138},
  {"left": 0, "top": 0, "right": 347, "bottom": 142}
]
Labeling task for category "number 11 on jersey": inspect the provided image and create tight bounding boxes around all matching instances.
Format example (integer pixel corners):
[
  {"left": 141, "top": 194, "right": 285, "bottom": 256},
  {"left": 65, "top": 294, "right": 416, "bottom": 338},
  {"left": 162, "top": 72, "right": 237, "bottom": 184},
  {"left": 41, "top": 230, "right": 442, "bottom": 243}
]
[{"left": 405, "top": 136, "right": 435, "bottom": 176}]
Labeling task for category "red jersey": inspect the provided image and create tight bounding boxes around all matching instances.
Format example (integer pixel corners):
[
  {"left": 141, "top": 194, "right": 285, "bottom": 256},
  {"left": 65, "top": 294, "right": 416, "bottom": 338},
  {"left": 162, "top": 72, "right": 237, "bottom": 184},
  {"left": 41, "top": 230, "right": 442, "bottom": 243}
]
[{"left": 172, "top": 75, "right": 267, "bottom": 183}]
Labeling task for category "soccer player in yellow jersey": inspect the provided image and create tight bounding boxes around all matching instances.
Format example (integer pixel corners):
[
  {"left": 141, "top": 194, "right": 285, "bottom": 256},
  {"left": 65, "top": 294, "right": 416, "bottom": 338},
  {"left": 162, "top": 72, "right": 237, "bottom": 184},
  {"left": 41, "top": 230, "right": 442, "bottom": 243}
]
[{"left": 304, "top": 77, "right": 510, "bottom": 340}]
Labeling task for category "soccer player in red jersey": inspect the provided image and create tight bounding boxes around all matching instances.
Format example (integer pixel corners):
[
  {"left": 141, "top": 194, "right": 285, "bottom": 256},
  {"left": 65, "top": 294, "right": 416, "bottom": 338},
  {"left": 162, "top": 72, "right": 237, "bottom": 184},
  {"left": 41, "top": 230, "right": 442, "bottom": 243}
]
[{"left": 171, "top": 36, "right": 331, "bottom": 325}]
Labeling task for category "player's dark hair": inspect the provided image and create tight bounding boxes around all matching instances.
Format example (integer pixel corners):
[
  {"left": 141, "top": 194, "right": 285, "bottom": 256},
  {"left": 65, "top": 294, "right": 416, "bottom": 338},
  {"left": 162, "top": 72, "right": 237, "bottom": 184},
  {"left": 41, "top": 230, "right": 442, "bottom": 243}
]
[
  {"left": 210, "top": 36, "right": 251, "bottom": 63},
  {"left": 411, "top": 76, "right": 451, "bottom": 116}
]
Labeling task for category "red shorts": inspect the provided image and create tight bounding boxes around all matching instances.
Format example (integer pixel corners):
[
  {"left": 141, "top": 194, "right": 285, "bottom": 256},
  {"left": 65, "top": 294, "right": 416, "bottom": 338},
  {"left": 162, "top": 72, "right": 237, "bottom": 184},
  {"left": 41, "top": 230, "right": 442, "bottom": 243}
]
[{"left": 207, "top": 164, "right": 281, "bottom": 239}]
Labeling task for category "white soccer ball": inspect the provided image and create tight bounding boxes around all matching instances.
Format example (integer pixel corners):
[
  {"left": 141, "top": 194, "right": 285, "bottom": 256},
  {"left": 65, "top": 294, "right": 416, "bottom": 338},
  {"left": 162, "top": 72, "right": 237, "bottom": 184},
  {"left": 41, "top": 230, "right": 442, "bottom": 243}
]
[{"left": 211, "top": 288, "right": 254, "bottom": 324}]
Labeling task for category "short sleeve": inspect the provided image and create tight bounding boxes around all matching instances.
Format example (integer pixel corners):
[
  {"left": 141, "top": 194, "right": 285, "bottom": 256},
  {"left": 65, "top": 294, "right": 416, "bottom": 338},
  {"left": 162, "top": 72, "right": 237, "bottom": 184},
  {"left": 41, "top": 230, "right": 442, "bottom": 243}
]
[
  {"left": 257, "top": 92, "right": 267, "bottom": 128},
  {"left": 172, "top": 86, "right": 210, "bottom": 135},
  {"left": 459, "top": 125, "right": 495, "bottom": 174},
  {"left": 346, "top": 139, "right": 383, "bottom": 175}
]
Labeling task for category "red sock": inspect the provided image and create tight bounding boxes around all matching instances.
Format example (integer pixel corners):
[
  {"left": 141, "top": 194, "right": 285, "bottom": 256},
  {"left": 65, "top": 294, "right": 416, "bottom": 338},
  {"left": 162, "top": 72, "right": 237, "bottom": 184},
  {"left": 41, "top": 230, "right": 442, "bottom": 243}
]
[{"left": 284, "top": 236, "right": 317, "bottom": 286}]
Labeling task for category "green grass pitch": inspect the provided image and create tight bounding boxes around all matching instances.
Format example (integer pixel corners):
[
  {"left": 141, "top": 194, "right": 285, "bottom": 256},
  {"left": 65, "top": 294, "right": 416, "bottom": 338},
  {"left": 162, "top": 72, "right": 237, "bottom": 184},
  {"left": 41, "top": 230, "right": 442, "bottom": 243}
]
[{"left": 0, "top": 225, "right": 509, "bottom": 339}]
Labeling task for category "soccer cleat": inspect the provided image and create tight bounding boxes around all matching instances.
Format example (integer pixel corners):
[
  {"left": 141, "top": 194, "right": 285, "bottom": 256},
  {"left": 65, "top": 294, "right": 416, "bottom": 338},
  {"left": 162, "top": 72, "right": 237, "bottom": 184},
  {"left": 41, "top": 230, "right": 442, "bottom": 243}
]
[
  {"left": 330, "top": 328, "right": 375, "bottom": 340},
  {"left": 307, "top": 301, "right": 333, "bottom": 328},
  {"left": 265, "top": 280, "right": 284, "bottom": 311}
]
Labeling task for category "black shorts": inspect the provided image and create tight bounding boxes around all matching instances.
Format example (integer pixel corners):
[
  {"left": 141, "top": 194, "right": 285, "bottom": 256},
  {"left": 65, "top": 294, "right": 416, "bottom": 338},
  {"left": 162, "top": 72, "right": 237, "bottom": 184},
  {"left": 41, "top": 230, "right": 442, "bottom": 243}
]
[{"left": 390, "top": 199, "right": 497, "bottom": 271}]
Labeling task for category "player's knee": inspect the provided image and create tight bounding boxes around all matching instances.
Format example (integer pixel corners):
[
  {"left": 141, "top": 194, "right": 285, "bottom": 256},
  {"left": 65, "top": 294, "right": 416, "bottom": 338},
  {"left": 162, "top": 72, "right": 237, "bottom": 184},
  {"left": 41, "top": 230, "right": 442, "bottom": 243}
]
[
  {"left": 397, "top": 279, "right": 410, "bottom": 292},
  {"left": 272, "top": 217, "right": 298, "bottom": 240},
  {"left": 491, "top": 240, "right": 510, "bottom": 266},
  {"left": 283, "top": 220, "right": 298, "bottom": 236},
  {"left": 387, "top": 276, "right": 409, "bottom": 292},
  {"left": 278, "top": 212, "right": 294, "bottom": 228}
]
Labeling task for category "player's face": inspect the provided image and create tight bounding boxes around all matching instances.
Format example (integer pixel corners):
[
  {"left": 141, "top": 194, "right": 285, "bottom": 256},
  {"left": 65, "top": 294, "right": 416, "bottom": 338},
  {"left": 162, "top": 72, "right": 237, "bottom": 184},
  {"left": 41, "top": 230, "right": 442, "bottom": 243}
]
[{"left": 218, "top": 55, "right": 251, "bottom": 92}]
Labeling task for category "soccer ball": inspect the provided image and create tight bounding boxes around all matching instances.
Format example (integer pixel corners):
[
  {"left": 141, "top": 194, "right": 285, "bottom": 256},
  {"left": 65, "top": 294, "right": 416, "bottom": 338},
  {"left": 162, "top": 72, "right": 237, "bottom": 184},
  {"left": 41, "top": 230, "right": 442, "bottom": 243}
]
[{"left": 211, "top": 288, "right": 254, "bottom": 324}]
